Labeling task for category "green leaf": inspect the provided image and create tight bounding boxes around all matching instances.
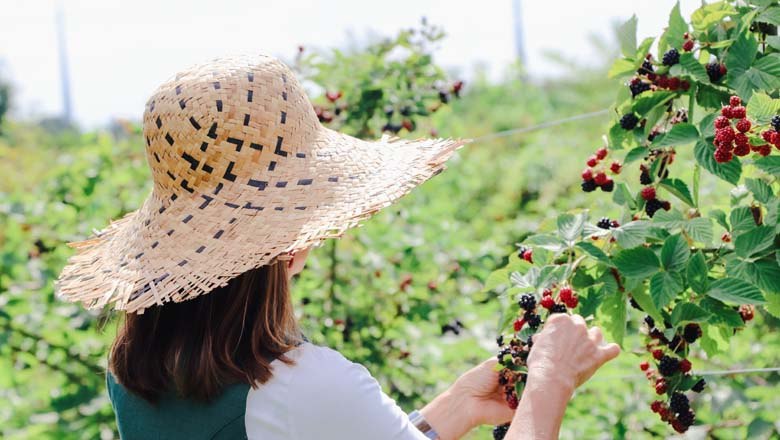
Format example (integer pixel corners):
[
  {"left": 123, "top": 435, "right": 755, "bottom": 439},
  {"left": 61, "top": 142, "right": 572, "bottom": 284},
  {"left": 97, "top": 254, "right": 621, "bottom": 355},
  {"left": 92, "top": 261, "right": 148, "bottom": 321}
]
[
  {"left": 652, "top": 123, "right": 700, "bottom": 147},
  {"left": 700, "top": 323, "right": 730, "bottom": 357},
  {"left": 734, "top": 226, "right": 775, "bottom": 258},
  {"left": 706, "top": 277, "right": 765, "bottom": 304},
  {"left": 691, "top": 1, "right": 737, "bottom": 33},
  {"left": 617, "top": 15, "right": 638, "bottom": 58},
  {"left": 613, "top": 246, "right": 660, "bottom": 279},
  {"left": 700, "top": 297, "right": 745, "bottom": 327},
  {"left": 623, "top": 146, "right": 648, "bottom": 165},
  {"left": 525, "top": 234, "right": 567, "bottom": 252},
  {"left": 730, "top": 207, "right": 756, "bottom": 236},
  {"left": 608, "top": 122, "right": 629, "bottom": 148},
  {"left": 663, "top": 2, "right": 688, "bottom": 49},
  {"left": 754, "top": 156, "right": 780, "bottom": 177},
  {"left": 709, "top": 209, "right": 729, "bottom": 230},
  {"left": 730, "top": 54, "right": 780, "bottom": 100},
  {"left": 659, "top": 178, "right": 695, "bottom": 207},
  {"left": 631, "top": 286, "right": 664, "bottom": 325},
  {"left": 745, "top": 91, "right": 780, "bottom": 124},
  {"left": 725, "top": 30, "right": 758, "bottom": 76},
  {"left": 766, "top": 292, "right": 780, "bottom": 319},
  {"left": 612, "top": 221, "right": 651, "bottom": 248},
  {"left": 576, "top": 242, "right": 613, "bottom": 266},
  {"left": 696, "top": 83, "right": 730, "bottom": 109},
  {"left": 727, "top": 258, "right": 780, "bottom": 293},
  {"left": 632, "top": 91, "right": 675, "bottom": 115},
  {"left": 698, "top": 113, "right": 717, "bottom": 139},
  {"left": 608, "top": 58, "right": 638, "bottom": 79},
  {"left": 557, "top": 212, "right": 586, "bottom": 243},
  {"left": 687, "top": 251, "right": 709, "bottom": 293},
  {"left": 745, "top": 178, "right": 774, "bottom": 204},
  {"left": 650, "top": 271, "right": 684, "bottom": 309},
  {"left": 758, "top": 6, "right": 780, "bottom": 26},
  {"left": 677, "top": 52, "right": 709, "bottom": 82},
  {"left": 684, "top": 217, "right": 714, "bottom": 244},
  {"left": 661, "top": 234, "right": 690, "bottom": 272},
  {"left": 670, "top": 303, "right": 711, "bottom": 326},
  {"left": 612, "top": 183, "right": 637, "bottom": 209},
  {"left": 694, "top": 140, "right": 742, "bottom": 185},
  {"left": 598, "top": 291, "right": 627, "bottom": 346}
]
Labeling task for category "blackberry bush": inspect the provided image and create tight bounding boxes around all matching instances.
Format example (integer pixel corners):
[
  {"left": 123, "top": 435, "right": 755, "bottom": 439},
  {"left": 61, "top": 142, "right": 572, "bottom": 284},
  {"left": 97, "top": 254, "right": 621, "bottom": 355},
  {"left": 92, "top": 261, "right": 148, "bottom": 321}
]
[{"left": 487, "top": 1, "right": 780, "bottom": 435}]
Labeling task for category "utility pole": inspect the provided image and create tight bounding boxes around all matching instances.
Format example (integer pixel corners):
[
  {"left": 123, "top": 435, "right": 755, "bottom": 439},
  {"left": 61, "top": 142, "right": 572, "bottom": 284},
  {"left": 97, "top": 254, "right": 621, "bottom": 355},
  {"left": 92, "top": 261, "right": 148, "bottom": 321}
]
[
  {"left": 512, "top": 0, "right": 527, "bottom": 67},
  {"left": 55, "top": 0, "right": 73, "bottom": 124}
]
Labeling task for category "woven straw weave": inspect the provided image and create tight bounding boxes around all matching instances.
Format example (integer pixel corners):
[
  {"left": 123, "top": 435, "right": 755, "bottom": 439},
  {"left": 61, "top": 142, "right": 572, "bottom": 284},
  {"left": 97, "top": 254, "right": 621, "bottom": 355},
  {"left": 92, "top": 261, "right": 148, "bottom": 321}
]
[{"left": 55, "top": 55, "right": 466, "bottom": 314}]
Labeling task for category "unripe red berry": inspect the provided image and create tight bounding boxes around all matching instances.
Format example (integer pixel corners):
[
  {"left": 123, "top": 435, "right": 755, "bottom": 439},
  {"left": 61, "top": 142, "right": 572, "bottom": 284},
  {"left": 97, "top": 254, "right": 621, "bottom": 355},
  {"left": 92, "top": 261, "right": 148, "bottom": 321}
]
[
  {"left": 540, "top": 296, "right": 555, "bottom": 309},
  {"left": 680, "top": 359, "right": 692, "bottom": 373},
  {"left": 734, "top": 142, "right": 750, "bottom": 156},
  {"left": 681, "top": 80, "right": 690, "bottom": 91},
  {"left": 559, "top": 286, "right": 574, "bottom": 302},
  {"left": 762, "top": 129, "right": 775, "bottom": 143},
  {"left": 729, "top": 95, "right": 741, "bottom": 106},
  {"left": 610, "top": 161, "right": 622, "bottom": 174},
  {"left": 640, "top": 361, "right": 650, "bottom": 371},
  {"left": 735, "top": 118, "right": 751, "bottom": 133},
  {"left": 581, "top": 168, "right": 594, "bottom": 180},
  {"left": 564, "top": 295, "right": 579, "bottom": 309},
  {"left": 594, "top": 172, "right": 608, "bottom": 186},
  {"left": 757, "top": 144, "right": 772, "bottom": 156},
  {"left": 542, "top": 288, "right": 553, "bottom": 297},
  {"left": 771, "top": 132, "right": 780, "bottom": 146},
  {"left": 734, "top": 132, "right": 749, "bottom": 147},
  {"left": 668, "top": 77, "right": 681, "bottom": 90},
  {"left": 720, "top": 106, "right": 733, "bottom": 118},
  {"left": 522, "top": 249, "right": 533, "bottom": 263},
  {"left": 587, "top": 155, "right": 599, "bottom": 167},
  {"left": 507, "top": 394, "right": 518, "bottom": 409},
  {"left": 731, "top": 105, "right": 746, "bottom": 119},
  {"left": 596, "top": 147, "right": 608, "bottom": 160},
  {"left": 739, "top": 304, "right": 755, "bottom": 322},
  {"left": 682, "top": 39, "right": 694, "bottom": 51},
  {"left": 513, "top": 319, "right": 525, "bottom": 332},
  {"left": 655, "top": 379, "right": 667, "bottom": 395},
  {"left": 714, "top": 147, "right": 733, "bottom": 163},
  {"left": 721, "top": 232, "right": 731, "bottom": 242},
  {"left": 652, "top": 349, "right": 664, "bottom": 360},
  {"left": 714, "top": 116, "right": 730, "bottom": 129},
  {"left": 325, "top": 90, "right": 343, "bottom": 102},
  {"left": 650, "top": 401, "right": 664, "bottom": 413},
  {"left": 641, "top": 186, "right": 656, "bottom": 201},
  {"left": 715, "top": 127, "right": 735, "bottom": 143},
  {"left": 661, "top": 201, "right": 671, "bottom": 211}
]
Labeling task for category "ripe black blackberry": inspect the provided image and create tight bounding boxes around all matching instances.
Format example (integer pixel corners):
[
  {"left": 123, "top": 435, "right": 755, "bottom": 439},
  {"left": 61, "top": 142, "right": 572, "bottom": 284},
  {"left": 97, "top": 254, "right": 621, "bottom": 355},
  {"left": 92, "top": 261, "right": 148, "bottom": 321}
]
[
  {"left": 550, "top": 304, "right": 567, "bottom": 314},
  {"left": 493, "top": 424, "right": 510, "bottom": 440},
  {"left": 706, "top": 62, "right": 724, "bottom": 82},
  {"left": 581, "top": 179, "right": 597, "bottom": 192},
  {"left": 772, "top": 115, "right": 780, "bottom": 132},
  {"left": 669, "top": 392, "right": 690, "bottom": 414},
  {"left": 620, "top": 113, "right": 639, "bottom": 130},
  {"left": 601, "top": 180, "right": 614, "bottom": 192},
  {"left": 638, "top": 59, "right": 654, "bottom": 75},
  {"left": 518, "top": 294, "right": 536, "bottom": 311},
  {"left": 640, "top": 169, "right": 652, "bottom": 185},
  {"left": 526, "top": 313, "right": 542, "bottom": 329},
  {"left": 645, "top": 198, "right": 664, "bottom": 218},
  {"left": 668, "top": 335, "right": 687, "bottom": 354},
  {"left": 662, "top": 48, "right": 680, "bottom": 66},
  {"left": 683, "top": 323, "right": 702, "bottom": 343},
  {"left": 658, "top": 355, "right": 680, "bottom": 376},
  {"left": 677, "top": 409, "right": 695, "bottom": 427},
  {"left": 630, "top": 80, "right": 651, "bottom": 97},
  {"left": 597, "top": 217, "right": 612, "bottom": 229},
  {"left": 691, "top": 378, "right": 706, "bottom": 393}
]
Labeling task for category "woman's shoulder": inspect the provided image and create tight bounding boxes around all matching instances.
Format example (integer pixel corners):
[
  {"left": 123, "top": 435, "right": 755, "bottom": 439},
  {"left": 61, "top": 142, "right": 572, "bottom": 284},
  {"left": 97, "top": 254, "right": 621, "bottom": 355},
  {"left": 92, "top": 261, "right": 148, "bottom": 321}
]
[{"left": 273, "top": 342, "right": 369, "bottom": 383}]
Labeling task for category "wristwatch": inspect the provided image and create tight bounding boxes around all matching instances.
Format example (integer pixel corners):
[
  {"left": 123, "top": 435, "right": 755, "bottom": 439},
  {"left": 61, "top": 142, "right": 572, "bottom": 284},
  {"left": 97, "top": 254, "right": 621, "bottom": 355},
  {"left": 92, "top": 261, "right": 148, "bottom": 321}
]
[{"left": 408, "top": 410, "right": 439, "bottom": 439}]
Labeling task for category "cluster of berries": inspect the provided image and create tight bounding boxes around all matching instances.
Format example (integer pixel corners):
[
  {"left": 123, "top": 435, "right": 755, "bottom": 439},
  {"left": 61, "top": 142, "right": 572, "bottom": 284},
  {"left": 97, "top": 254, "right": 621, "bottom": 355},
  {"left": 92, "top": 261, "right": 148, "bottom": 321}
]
[
  {"left": 581, "top": 147, "right": 620, "bottom": 193},
  {"left": 641, "top": 316, "right": 705, "bottom": 433},
  {"left": 641, "top": 185, "right": 670, "bottom": 218},
  {"left": 712, "top": 96, "right": 759, "bottom": 162},
  {"left": 313, "top": 90, "right": 345, "bottom": 123},
  {"left": 628, "top": 53, "right": 691, "bottom": 98},
  {"left": 517, "top": 245, "right": 533, "bottom": 263},
  {"left": 757, "top": 115, "right": 780, "bottom": 154},
  {"left": 596, "top": 217, "right": 620, "bottom": 230},
  {"left": 495, "top": 335, "right": 530, "bottom": 412}
]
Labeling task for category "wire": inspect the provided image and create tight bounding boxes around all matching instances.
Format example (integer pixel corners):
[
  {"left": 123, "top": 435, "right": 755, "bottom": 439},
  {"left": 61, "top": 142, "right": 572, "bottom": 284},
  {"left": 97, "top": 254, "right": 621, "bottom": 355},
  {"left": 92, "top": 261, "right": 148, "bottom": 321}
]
[
  {"left": 587, "top": 366, "right": 780, "bottom": 383},
  {"left": 470, "top": 108, "right": 611, "bottom": 143}
]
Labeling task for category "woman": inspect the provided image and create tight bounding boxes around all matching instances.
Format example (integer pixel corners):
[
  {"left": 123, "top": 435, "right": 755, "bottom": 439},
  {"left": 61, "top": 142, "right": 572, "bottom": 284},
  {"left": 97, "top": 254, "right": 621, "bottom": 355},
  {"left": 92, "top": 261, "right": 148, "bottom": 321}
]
[{"left": 56, "top": 55, "right": 619, "bottom": 439}]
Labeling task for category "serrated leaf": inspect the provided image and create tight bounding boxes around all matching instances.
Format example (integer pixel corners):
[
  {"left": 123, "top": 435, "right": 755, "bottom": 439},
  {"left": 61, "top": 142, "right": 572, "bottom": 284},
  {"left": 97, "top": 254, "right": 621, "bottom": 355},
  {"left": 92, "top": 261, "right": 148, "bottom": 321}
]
[
  {"left": 727, "top": 258, "right": 780, "bottom": 293},
  {"left": 706, "top": 277, "right": 765, "bottom": 304},
  {"left": 678, "top": 52, "right": 709, "bottom": 82},
  {"left": 612, "top": 221, "right": 651, "bottom": 249},
  {"left": 525, "top": 234, "right": 567, "bottom": 252},
  {"left": 557, "top": 212, "right": 586, "bottom": 243},
  {"left": 709, "top": 209, "right": 729, "bottom": 230},
  {"left": 649, "top": 271, "right": 684, "bottom": 309},
  {"left": 694, "top": 140, "right": 742, "bottom": 185},
  {"left": 746, "top": 91, "right": 780, "bottom": 124},
  {"left": 696, "top": 83, "right": 730, "bottom": 109},
  {"left": 631, "top": 285, "right": 664, "bottom": 325},
  {"left": 632, "top": 91, "right": 675, "bottom": 115},
  {"left": 745, "top": 178, "right": 774, "bottom": 204},
  {"left": 698, "top": 113, "right": 717, "bottom": 139},
  {"left": 758, "top": 6, "right": 780, "bottom": 26},
  {"left": 661, "top": 234, "right": 690, "bottom": 272},
  {"left": 725, "top": 30, "right": 758, "bottom": 75},
  {"left": 652, "top": 123, "right": 700, "bottom": 147},
  {"left": 612, "top": 182, "right": 637, "bottom": 209},
  {"left": 613, "top": 246, "right": 660, "bottom": 279},
  {"left": 663, "top": 1, "right": 688, "bottom": 49},
  {"left": 766, "top": 292, "right": 780, "bottom": 318},
  {"left": 670, "top": 303, "right": 711, "bottom": 326},
  {"left": 730, "top": 54, "right": 780, "bottom": 100},
  {"left": 735, "top": 225, "right": 775, "bottom": 258},
  {"left": 624, "top": 146, "right": 648, "bottom": 165},
  {"left": 576, "top": 242, "right": 613, "bottom": 266},
  {"left": 700, "top": 297, "right": 745, "bottom": 327},
  {"left": 659, "top": 178, "right": 695, "bottom": 207},
  {"left": 617, "top": 15, "right": 638, "bottom": 58},
  {"left": 684, "top": 217, "right": 714, "bottom": 244},
  {"left": 608, "top": 58, "right": 638, "bottom": 79},
  {"left": 700, "top": 323, "right": 730, "bottom": 357},
  {"left": 691, "top": 1, "right": 737, "bottom": 33},
  {"left": 754, "top": 156, "right": 780, "bottom": 177},
  {"left": 687, "top": 251, "right": 709, "bottom": 293},
  {"left": 598, "top": 291, "right": 627, "bottom": 346}
]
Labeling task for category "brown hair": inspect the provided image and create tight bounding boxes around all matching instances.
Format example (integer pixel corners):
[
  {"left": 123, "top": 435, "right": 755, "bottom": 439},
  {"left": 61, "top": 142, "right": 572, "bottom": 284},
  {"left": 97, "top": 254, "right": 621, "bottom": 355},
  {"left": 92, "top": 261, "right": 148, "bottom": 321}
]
[{"left": 108, "top": 261, "right": 300, "bottom": 402}]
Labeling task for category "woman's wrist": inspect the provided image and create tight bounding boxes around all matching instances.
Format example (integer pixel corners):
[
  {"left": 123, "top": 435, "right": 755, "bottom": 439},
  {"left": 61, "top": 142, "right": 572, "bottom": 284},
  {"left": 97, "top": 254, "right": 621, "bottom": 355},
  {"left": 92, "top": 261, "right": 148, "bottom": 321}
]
[
  {"left": 505, "top": 371, "right": 574, "bottom": 440},
  {"left": 419, "top": 387, "right": 474, "bottom": 440}
]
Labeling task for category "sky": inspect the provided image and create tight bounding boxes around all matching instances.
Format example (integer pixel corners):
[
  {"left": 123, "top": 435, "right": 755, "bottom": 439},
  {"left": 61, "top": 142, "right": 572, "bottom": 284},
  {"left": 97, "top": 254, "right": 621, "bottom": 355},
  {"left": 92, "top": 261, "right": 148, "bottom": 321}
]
[{"left": 0, "top": 0, "right": 700, "bottom": 127}]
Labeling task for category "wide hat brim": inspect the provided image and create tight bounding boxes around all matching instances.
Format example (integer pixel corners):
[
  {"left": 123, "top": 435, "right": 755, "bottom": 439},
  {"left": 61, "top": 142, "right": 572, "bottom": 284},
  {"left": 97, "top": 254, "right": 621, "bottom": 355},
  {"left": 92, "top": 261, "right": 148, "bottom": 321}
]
[{"left": 56, "top": 127, "right": 466, "bottom": 313}]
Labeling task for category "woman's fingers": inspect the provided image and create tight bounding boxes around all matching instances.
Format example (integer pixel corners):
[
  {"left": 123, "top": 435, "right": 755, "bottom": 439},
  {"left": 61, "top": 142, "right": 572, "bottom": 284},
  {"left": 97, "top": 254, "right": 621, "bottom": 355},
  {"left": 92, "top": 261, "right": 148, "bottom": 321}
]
[
  {"left": 598, "top": 342, "right": 621, "bottom": 362},
  {"left": 588, "top": 326, "right": 603, "bottom": 345}
]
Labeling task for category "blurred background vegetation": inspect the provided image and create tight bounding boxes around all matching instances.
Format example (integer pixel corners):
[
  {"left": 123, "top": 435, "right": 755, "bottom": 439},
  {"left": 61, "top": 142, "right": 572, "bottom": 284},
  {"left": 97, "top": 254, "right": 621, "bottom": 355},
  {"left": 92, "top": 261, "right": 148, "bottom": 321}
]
[{"left": 1, "top": 18, "right": 778, "bottom": 440}]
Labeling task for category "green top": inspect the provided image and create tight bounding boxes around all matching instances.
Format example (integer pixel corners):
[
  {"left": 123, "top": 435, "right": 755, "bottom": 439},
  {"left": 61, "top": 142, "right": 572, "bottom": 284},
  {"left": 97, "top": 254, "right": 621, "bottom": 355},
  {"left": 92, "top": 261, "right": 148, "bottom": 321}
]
[{"left": 106, "top": 372, "right": 249, "bottom": 440}]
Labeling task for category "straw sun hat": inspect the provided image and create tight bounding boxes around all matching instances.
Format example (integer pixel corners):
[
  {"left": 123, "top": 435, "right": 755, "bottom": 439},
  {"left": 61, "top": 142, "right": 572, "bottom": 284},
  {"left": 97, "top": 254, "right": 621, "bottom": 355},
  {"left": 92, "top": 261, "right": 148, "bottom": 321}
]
[{"left": 55, "top": 55, "right": 466, "bottom": 314}]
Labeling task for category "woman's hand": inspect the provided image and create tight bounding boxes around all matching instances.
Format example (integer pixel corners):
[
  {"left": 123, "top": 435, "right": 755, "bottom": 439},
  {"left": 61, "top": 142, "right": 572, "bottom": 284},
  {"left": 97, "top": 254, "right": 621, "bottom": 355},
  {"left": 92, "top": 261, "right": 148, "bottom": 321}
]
[
  {"left": 505, "top": 313, "right": 621, "bottom": 440},
  {"left": 420, "top": 358, "right": 514, "bottom": 440}
]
